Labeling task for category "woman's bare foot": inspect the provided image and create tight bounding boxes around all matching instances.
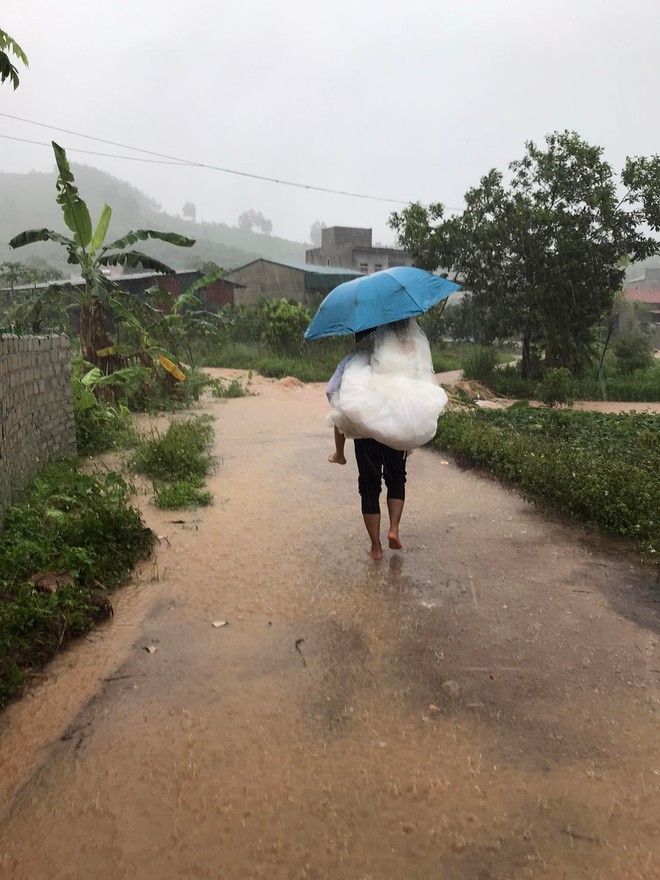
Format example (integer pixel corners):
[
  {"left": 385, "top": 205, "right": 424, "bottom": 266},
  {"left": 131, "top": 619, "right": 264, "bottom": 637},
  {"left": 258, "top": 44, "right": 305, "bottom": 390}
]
[
  {"left": 368, "top": 543, "right": 383, "bottom": 560},
  {"left": 388, "top": 531, "right": 403, "bottom": 550},
  {"left": 328, "top": 452, "right": 347, "bottom": 464}
]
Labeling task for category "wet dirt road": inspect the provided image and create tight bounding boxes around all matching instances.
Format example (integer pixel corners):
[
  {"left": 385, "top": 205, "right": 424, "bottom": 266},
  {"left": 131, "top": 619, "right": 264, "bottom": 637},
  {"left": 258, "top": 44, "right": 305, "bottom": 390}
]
[{"left": 1, "top": 374, "right": 660, "bottom": 879}]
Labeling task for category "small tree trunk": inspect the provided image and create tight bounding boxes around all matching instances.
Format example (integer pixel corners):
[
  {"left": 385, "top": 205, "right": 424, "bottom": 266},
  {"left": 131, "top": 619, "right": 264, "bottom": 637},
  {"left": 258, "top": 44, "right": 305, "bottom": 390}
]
[{"left": 521, "top": 334, "right": 531, "bottom": 379}]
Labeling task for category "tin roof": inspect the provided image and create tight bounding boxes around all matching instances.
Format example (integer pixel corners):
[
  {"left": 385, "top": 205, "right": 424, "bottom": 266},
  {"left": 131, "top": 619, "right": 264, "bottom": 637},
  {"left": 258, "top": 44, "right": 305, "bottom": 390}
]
[{"left": 625, "top": 288, "right": 660, "bottom": 305}]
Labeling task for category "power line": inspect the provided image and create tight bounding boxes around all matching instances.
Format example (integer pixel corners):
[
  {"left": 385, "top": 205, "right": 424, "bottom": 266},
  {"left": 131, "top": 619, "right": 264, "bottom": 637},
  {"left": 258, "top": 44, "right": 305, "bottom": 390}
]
[
  {"left": 0, "top": 133, "right": 192, "bottom": 165},
  {"left": 0, "top": 111, "right": 428, "bottom": 207}
]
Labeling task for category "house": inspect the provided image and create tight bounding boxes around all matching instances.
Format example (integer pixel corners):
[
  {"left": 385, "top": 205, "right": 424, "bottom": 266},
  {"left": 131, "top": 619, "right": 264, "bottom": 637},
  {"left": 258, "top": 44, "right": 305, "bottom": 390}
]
[
  {"left": 0, "top": 270, "right": 243, "bottom": 315},
  {"left": 223, "top": 259, "right": 361, "bottom": 307},
  {"left": 623, "top": 267, "right": 660, "bottom": 346},
  {"left": 621, "top": 287, "right": 660, "bottom": 347},
  {"left": 306, "top": 226, "right": 412, "bottom": 275}
]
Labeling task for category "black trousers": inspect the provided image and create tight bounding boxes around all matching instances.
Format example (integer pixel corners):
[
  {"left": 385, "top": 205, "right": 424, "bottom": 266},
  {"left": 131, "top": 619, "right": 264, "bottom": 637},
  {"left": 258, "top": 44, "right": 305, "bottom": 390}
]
[{"left": 354, "top": 438, "right": 407, "bottom": 515}]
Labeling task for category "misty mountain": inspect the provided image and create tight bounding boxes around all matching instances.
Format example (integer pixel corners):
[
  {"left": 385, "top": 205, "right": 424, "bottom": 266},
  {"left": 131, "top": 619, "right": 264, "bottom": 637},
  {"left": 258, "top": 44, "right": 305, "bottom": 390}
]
[{"left": 0, "top": 164, "right": 307, "bottom": 275}]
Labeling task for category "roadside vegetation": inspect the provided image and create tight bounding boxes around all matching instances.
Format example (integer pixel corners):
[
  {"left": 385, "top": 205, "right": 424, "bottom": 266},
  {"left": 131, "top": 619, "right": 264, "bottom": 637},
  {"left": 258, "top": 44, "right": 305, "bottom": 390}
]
[
  {"left": 0, "top": 465, "right": 155, "bottom": 708},
  {"left": 434, "top": 407, "right": 660, "bottom": 559},
  {"left": 131, "top": 416, "right": 216, "bottom": 510}
]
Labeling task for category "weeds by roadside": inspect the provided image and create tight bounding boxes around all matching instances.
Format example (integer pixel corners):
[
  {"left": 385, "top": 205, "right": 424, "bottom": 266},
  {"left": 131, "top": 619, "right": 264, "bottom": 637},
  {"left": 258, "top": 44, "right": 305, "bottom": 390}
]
[
  {"left": 0, "top": 464, "right": 155, "bottom": 708},
  {"left": 132, "top": 416, "right": 216, "bottom": 509}
]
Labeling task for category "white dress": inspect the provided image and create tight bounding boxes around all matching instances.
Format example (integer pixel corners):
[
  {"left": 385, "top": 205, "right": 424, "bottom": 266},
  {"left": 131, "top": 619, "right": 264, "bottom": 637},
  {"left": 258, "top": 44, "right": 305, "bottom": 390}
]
[{"left": 327, "top": 319, "right": 448, "bottom": 451}]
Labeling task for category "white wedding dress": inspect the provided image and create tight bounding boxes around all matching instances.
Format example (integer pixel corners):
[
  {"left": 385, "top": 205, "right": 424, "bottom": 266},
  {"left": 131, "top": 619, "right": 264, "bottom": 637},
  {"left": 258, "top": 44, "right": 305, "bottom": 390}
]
[{"left": 327, "top": 319, "right": 448, "bottom": 451}]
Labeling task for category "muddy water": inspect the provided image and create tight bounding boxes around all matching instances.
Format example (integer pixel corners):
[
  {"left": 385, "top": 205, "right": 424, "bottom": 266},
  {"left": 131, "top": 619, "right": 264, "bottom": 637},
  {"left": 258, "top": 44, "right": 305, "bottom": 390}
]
[{"left": 1, "top": 372, "right": 660, "bottom": 879}]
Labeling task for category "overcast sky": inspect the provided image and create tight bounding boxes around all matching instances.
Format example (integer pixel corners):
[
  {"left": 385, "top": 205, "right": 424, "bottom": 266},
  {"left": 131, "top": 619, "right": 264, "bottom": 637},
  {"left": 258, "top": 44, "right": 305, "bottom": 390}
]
[{"left": 3, "top": 0, "right": 660, "bottom": 245}]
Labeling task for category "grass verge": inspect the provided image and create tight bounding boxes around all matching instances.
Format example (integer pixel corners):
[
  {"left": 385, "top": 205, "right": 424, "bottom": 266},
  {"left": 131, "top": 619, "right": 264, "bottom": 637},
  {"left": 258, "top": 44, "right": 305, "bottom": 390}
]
[
  {"left": 433, "top": 407, "right": 660, "bottom": 558},
  {"left": 0, "top": 464, "right": 155, "bottom": 708},
  {"left": 132, "top": 416, "right": 216, "bottom": 509}
]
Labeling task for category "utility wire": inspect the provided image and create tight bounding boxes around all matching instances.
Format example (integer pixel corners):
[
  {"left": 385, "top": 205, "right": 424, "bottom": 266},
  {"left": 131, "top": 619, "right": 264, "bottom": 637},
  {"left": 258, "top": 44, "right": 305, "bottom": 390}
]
[{"left": 0, "top": 111, "right": 434, "bottom": 207}]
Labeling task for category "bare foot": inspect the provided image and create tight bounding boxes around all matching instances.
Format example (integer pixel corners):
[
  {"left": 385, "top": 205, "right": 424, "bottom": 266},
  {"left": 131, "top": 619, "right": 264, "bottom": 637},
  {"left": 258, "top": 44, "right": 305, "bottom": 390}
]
[
  {"left": 368, "top": 544, "right": 383, "bottom": 560},
  {"left": 388, "top": 531, "right": 403, "bottom": 550},
  {"left": 328, "top": 452, "right": 347, "bottom": 465}
]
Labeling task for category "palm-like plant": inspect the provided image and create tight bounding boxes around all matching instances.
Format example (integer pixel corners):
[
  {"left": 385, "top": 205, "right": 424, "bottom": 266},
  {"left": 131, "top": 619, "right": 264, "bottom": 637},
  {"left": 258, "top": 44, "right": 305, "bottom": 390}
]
[
  {"left": 9, "top": 142, "right": 194, "bottom": 368},
  {"left": 0, "top": 28, "right": 28, "bottom": 89}
]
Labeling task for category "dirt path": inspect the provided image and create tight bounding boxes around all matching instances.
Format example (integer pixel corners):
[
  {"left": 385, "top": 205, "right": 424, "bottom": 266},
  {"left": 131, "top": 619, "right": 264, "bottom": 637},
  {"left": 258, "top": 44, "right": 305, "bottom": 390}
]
[{"left": 1, "top": 373, "right": 660, "bottom": 879}]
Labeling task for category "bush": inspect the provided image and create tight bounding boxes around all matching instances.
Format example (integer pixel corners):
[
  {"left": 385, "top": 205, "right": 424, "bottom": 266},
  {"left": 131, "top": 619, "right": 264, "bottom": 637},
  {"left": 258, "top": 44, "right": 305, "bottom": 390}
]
[
  {"left": 260, "top": 299, "right": 312, "bottom": 356},
  {"left": 462, "top": 347, "right": 498, "bottom": 383},
  {"left": 538, "top": 367, "right": 575, "bottom": 407},
  {"left": 434, "top": 408, "right": 660, "bottom": 558},
  {"left": 613, "top": 329, "right": 654, "bottom": 374}
]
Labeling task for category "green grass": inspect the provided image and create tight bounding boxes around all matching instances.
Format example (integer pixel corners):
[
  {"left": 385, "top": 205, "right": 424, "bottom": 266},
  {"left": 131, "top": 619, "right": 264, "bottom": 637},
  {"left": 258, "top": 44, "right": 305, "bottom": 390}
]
[
  {"left": 0, "top": 463, "right": 155, "bottom": 708},
  {"left": 132, "top": 416, "right": 216, "bottom": 483},
  {"left": 194, "top": 340, "right": 518, "bottom": 383},
  {"left": 434, "top": 407, "right": 660, "bottom": 558},
  {"left": 154, "top": 480, "right": 213, "bottom": 510},
  {"left": 132, "top": 416, "right": 216, "bottom": 510}
]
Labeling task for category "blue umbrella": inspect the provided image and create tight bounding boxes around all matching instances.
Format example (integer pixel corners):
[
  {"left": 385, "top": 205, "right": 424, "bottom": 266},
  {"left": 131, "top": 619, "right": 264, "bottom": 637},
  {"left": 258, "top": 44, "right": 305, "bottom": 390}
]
[{"left": 304, "top": 266, "right": 461, "bottom": 340}]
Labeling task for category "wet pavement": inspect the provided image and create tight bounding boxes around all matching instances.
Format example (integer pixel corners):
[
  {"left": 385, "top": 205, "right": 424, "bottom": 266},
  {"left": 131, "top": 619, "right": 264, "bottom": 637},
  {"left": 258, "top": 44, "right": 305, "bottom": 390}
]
[{"left": 1, "top": 373, "right": 659, "bottom": 879}]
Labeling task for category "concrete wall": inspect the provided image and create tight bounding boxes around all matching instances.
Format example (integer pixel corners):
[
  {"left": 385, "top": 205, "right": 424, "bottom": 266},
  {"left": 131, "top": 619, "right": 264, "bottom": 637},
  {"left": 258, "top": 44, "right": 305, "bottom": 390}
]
[
  {"left": 305, "top": 226, "right": 412, "bottom": 273},
  {"left": 0, "top": 334, "right": 76, "bottom": 523}
]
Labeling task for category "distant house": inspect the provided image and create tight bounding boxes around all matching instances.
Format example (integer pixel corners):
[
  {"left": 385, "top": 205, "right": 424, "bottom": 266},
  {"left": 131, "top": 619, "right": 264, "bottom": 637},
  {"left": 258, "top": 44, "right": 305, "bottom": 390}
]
[
  {"left": 223, "top": 258, "right": 361, "bottom": 307},
  {"left": 106, "top": 271, "right": 241, "bottom": 311},
  {"left": 306, "top": 226, "right": 412, "bottom": 275},
  {"left": 623, "top": 268, "right": 660, "bottom": 346},
  {"left": 0, "top": 270, "right": 243, "bottom": 314}
]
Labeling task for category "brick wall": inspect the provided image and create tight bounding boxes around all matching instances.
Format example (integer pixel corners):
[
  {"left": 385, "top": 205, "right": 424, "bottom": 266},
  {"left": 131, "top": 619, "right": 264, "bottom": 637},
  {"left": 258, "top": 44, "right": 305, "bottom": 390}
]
[{"left": 0, "top": 334, "right": 76, "bottom": 523}]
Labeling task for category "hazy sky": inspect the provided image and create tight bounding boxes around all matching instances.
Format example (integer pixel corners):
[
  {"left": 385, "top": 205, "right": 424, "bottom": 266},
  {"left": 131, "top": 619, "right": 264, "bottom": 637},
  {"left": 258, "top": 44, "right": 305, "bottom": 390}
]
[{"left": 3, "top": 0, "right": 660, "bottom": 245}]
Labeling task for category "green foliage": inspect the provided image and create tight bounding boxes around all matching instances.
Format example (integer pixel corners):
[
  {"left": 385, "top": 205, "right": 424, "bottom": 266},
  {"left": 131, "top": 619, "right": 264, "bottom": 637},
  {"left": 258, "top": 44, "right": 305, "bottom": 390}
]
[
  {"left": 132, "top": 416, "right": 215, "bottom": 482},
  {"left": 391, "top": 130, "right": 660, "bottom": 376},
  {"left": 612, "top": 329, "right": 654, "bottom": 374},
  {"left": 462, "top": 347, "right": 498, "bottom": 383},
  {"left": 538, "top": 367, "right": 575, "bottom": 407},
  {"left": 154, "top": 481, "right": 213, "bottom": 510},
  {"left": 0, "top": 28, "right": 28, "bottom": 90},
  {"left": 132, "top": 416, "right": 215, "bottom": 511},
  {"left": 434, "top": 408, "right": 660, "bottom": 558},
  {"left": 210, "top": 376, "right": 252, "bottom": 398},
  {"left": 72, "top": 360, "right": 140, "bottom": 454},
  {"left": 9, "top": 142, "right": 194, "bottom": 369},
  {"left": 260, "top": 298, "right": 312, "bottom": 356},
  {"left": 0, "top": 463, "right": 155, "bottom": 707}
]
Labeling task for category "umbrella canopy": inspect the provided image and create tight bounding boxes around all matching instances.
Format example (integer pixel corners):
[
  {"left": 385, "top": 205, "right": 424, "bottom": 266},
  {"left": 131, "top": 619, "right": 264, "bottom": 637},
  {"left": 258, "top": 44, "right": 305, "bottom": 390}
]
[{"left": 304, "top": 266, "right": 461, "bottom": 340}]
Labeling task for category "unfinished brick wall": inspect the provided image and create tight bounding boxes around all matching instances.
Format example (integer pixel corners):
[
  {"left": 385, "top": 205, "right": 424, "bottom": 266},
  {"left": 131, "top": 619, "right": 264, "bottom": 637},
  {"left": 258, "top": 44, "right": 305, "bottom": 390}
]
[{"left": 0, "top": 334, "right": 76, "bottom": 522}]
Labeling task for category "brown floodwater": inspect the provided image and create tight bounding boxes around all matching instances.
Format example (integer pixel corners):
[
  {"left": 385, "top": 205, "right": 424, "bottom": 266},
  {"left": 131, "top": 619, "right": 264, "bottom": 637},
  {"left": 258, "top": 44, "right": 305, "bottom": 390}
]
[{"left": 1, "top": 372, "right": 659, "bottom": 879}]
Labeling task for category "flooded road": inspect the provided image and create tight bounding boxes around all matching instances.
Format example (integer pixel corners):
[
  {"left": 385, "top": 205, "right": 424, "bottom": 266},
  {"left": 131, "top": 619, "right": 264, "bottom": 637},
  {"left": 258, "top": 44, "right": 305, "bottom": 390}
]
[{"left": 1, "top": 373, "right": 660, "bottom": 879}]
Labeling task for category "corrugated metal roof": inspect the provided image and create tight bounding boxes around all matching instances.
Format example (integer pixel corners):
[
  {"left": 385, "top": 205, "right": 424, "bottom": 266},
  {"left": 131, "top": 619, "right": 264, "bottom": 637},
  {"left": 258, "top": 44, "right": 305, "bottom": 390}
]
[
  {"left": 226, "top": 258, "right": 360, "bottom": 277},
  {"left": 625, "top": 288, "right": 660, "bottom": 304}
]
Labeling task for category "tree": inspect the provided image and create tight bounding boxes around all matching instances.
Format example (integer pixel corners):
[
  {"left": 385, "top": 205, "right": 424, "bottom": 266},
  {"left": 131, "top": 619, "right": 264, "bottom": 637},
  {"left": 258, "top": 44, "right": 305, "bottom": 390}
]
[
  {"left": 309, "top": 220, "right": 326, "bottom": 246},
  {"left": 182, "top": 201, "right": 196, "bottom": 222},
  {"left": 390, "top": 131, "right": 660, "bottom": 377},
  {"left": 9, "top": 142, "right": 194, "bottom": 370},
  {"left": 238, "top": 209, "right": 273, "bottom": 235},
  {"left": 0, "top": 261, "right": 63, "bottom": 289},
  {"left": 0, "top": 28, "right": 28, "bottom": 89}
]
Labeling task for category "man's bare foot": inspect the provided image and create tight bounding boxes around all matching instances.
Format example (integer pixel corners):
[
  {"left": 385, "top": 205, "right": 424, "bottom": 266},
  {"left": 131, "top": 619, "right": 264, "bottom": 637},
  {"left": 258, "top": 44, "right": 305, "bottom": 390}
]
[
  {"left": 328, "top": 452, "right": 347, "bottom": 465},
  {"left": 388, "top": 531, "right": 403, "bottom": 550},
  {"left": 368, "top": 543, "right": 383, "bottom": 560}
]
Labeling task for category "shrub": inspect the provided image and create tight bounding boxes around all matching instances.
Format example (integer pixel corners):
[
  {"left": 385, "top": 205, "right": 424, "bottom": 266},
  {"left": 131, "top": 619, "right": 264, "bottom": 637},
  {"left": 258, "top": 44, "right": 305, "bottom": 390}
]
[
  {"left": 613, "top": 329, "right": 654, "bottom": 374},
  {"left": 154, "top": 480, "right": 213, "bottom": 510},
  {"left": 538, "top": 367, "right": 575, "bottom": 407},
  {"left": 260, "top": 299, "right": 312, "bottom": 356},
  {"left": 434, "top": 408, "right": 660, "bottom": 558},
  {"left": 462, "top": 347, "right": 498, "bottom": 383}
]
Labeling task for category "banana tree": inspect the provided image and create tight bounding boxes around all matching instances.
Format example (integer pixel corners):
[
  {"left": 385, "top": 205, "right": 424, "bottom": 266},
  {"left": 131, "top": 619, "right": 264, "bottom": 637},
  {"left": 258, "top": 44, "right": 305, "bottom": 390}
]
[
  {"left": 9, "top": 141, "right": 194, "bottom": 369},
  {"left": 0, "top": 28, "right": 28, "bottom": 89}
]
